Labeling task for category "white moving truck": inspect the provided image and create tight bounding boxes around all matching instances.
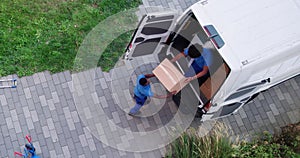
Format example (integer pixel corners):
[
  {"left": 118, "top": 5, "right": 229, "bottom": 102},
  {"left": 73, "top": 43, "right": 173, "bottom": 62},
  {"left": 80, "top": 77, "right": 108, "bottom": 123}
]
[{"left": 125, "top": 0, "right": 300, "bottom": 120}]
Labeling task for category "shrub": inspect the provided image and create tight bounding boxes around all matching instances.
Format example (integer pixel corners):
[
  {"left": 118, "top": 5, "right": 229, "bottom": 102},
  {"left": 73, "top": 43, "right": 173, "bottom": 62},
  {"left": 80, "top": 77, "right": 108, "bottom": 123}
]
[
  {"left": 165, "top": 121, "right": 300, "bottom": 158},
  {"left": 232, "top": 131, "right": 300, "bottom": 158},
  {"left": 273, "top": 122, "right": 300, "bottom": 154},
  {"left": 166, "top": 122, "right": 234, "bottom": 158}
]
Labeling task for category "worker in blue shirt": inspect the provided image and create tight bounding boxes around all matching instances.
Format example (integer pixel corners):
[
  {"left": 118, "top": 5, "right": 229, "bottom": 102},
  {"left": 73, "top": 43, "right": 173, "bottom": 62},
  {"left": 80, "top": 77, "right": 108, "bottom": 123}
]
[
  {"left": 129, "top": 74, "right": 176, "bottom": 116},
  {"left": 171, "top": 43, "right": 212, "bottom": 86}
]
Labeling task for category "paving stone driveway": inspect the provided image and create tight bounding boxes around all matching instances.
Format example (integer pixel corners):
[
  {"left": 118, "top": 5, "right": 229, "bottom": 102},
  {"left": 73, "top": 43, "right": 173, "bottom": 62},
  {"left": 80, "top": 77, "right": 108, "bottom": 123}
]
[{"left": 0, "top": 0, "right": 299, "bottom": 157}]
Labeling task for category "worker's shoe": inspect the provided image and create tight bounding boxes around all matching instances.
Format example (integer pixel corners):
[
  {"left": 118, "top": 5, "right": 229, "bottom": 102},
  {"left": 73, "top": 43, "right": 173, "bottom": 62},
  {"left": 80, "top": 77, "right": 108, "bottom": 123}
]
[
  {"left": 128, "top": 112, "right": 135, "bottom": 116},
  {"left": 195, "top": 107, "right": 207, "bottom": 118},
  {"left": 128, "top": 111, "right": 141, "bottom": 116}
]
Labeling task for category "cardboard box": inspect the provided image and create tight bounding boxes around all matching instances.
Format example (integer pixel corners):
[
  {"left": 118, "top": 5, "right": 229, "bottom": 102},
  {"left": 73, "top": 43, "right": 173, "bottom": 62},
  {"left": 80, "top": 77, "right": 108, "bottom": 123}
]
[{"left": 153, "top": 59, "right": 188, "bottom": 92}]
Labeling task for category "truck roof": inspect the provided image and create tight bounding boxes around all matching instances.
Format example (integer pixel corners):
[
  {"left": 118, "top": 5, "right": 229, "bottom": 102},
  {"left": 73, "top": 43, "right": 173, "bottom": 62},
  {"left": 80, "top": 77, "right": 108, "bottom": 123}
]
[{"left": 191, "top": 0, "right": 300, "bottom": 67}]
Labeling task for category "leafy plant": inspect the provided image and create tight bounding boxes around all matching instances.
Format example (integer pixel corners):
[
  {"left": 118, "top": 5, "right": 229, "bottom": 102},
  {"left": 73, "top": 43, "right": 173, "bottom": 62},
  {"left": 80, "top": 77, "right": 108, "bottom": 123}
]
[
  {"left": 166, "top": 122, "right": 300, "bottom": 158},
  {"left": 166, "top": 122, "right": 234, "bottom": 158},
  {"left": 232, "top": 131, "right": 300, "bottom": 158},
  {"left": 273, "top": 122, "right": 300, "bottom": 154}
]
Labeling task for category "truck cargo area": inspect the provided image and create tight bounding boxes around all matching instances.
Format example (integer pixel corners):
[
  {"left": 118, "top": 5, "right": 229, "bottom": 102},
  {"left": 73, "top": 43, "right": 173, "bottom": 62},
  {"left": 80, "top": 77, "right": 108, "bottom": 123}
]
[{"left": 167, "top": 12, "right": 230, "bottom": 107}]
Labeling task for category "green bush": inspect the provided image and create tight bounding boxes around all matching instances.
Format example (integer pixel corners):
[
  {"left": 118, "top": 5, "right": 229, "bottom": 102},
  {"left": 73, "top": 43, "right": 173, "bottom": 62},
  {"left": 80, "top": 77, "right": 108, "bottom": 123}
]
[
  {"left": 273, "top": 122, "right": 300, "bottom": 154},
  {"left": 166, "top": 122, "right": 300, "bottom": 158},
  {"left": 166, "top": 122, "right": 234, "bottom": 158},
  {"left": 0, "top": 0, "right": 140, "bottom": 77},
  {"left": 232, "top": 131, "right": 300, "bottom": 158}
]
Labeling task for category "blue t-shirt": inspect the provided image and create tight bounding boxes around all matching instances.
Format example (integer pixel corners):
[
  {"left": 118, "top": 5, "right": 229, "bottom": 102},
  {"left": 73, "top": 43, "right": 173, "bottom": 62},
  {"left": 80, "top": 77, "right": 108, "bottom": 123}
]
[
  {"left": 134, "top": 75, "right": 154, "bottom": 98},
  {"left": 184, "top": 47, "right": 213, "bottom": 73}
]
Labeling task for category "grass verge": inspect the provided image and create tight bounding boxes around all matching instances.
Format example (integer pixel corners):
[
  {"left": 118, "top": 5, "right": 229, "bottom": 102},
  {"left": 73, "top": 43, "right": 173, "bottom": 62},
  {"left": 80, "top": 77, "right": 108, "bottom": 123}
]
[{"left": 0, "top": 0, "right": 140, "bottom": 77}]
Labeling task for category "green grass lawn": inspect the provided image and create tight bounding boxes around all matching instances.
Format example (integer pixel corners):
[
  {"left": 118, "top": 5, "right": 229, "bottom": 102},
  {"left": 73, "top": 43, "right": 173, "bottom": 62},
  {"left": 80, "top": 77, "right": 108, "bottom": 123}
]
[{"left": 0, "top": 0, "right": 140, "bottom": 77}]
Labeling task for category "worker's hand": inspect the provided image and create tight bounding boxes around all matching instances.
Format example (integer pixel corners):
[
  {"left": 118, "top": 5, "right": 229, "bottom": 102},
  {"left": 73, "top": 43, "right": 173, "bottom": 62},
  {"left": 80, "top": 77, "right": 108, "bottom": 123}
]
[
  {"left": 166, "top": 91, "right": 177, "bottom": 97},
  {"left": 171, "top": 91, "right": 177, "bottom": 95},
  {"left": 145, "top": 74, "right": 155, "bottom": 78},
  {"left": 185, "top": 77, "right": 195, "bottom": 83}
]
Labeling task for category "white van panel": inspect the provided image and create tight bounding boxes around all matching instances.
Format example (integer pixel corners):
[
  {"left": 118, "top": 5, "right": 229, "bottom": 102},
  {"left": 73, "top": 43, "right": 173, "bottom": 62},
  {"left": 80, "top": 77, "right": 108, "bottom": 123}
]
[
  {"left": 248, "top": 69, "right": 268, "bottom": 83},
  {"left": 192, "top": 0, "right": 300, "bottom": 65}
]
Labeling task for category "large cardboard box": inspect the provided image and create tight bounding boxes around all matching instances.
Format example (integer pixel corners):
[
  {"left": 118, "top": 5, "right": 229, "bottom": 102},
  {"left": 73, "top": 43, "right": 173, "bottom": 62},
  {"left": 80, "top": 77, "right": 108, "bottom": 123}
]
[{"left": 153, "top": 59, "right": 188, "bottom": 92}]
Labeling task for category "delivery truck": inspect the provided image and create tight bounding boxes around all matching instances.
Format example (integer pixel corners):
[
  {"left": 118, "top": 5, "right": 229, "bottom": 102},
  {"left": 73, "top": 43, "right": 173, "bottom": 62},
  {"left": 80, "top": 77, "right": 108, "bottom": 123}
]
[{"left": 125, "top": 0, "right": 300, "bottom": 120}]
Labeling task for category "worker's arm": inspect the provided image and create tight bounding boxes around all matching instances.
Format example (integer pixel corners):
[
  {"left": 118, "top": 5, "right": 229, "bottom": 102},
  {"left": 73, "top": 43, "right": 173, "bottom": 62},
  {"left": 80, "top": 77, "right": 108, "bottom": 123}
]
[
  {"left": 171, "top": 52, "right": 185, "bottom": 63},
  {"left": 153, "top": 91, "right": 177, "bottom": 99},
  {"left": 185, "top": 66, "right": 209, "bottom": 82},
  {"left": 145, "top": 74, "right": 156, "bottom": 78}
]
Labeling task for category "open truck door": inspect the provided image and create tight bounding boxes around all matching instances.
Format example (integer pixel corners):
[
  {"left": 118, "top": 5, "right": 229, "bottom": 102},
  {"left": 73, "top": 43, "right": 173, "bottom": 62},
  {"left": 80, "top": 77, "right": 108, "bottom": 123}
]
[{"left": 125, "top": 11, "right": 179, "bottom": 60}]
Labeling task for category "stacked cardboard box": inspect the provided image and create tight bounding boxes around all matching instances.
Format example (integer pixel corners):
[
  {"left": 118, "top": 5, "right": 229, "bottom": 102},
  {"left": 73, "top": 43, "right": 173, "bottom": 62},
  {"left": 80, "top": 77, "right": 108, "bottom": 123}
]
[{"left": 153, "top": 59, "right": 188, "bottom": 92}]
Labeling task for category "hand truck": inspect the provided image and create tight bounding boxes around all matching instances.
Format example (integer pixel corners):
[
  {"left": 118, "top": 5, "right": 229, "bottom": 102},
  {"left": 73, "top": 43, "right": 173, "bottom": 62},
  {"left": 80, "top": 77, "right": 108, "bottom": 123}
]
[
  {"left": 14, "top": 135, "right": 40, "bottom": 158},
  {"left": 0, "top": 78, "right": 17, "bottom": 88}
]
